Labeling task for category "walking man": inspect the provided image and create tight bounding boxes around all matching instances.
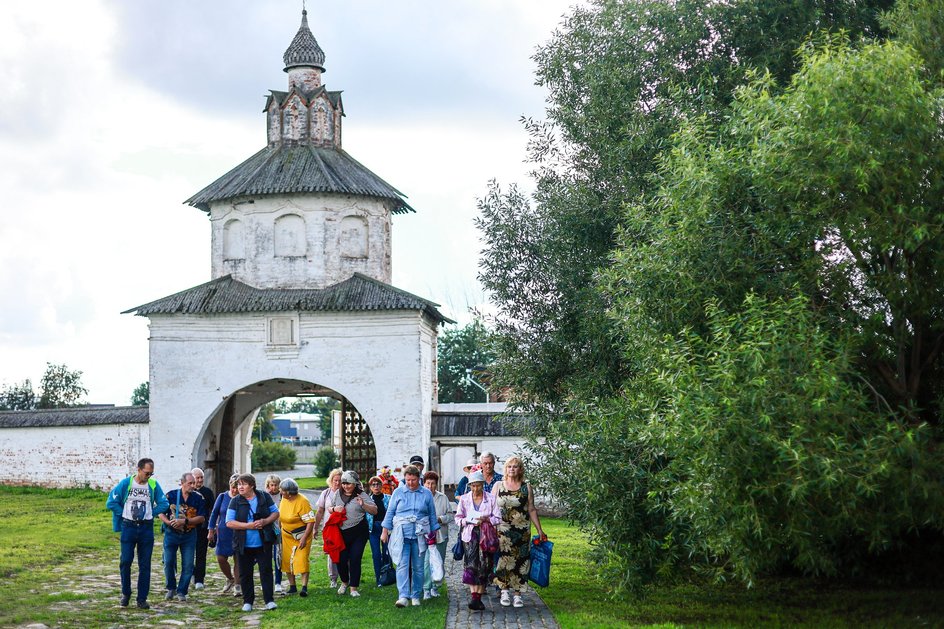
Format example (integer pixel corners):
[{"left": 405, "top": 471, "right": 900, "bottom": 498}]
[
  {"left": 106, "top": 457, "right": 169, "bottom": 609},
  {"left": 159, "top": 472, "right": 207, "bottom": 602},
  {"left": 190, "top": 467, "right": 215, "bottom": 590}
]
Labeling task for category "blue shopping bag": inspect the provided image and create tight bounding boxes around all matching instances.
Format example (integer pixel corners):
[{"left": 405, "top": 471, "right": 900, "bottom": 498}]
[{"left": 529, "top": 536, "right": 553, "bottom": 588}]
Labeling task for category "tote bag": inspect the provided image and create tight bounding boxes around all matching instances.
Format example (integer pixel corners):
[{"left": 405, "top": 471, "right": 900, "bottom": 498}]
[{"left": 529, "top": 536, "right": 553, "bottom": 588}]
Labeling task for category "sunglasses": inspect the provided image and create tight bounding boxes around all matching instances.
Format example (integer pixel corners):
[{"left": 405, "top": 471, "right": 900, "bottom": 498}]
[{"left": 370, "top": 482, "right": 382, "bottom": 486}]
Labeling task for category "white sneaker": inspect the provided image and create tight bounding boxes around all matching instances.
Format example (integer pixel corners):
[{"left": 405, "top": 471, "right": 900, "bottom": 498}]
[
  {"left": 265, "top": 601, "right": 278, "bottom": 610},
  {"left": 500, "top": 590, "right": 511, "bottom": 607},
  {"left": 241, "top": 603, "right": 252, "bottom": 612},
  {"left": 330, "top": 578, "right": 338, "bottom": 589},
  {"left": 194, "top": 582, "right": 204, "bottom": 590},
  {"left": 423, "top": 589, "right": 431, "bottom": 600},
  {"left": 274, "top": 583, "right": 282, "bottom": 593},
  {"left": 337, "top": 583, "right": 348, "bottom": 595},
  {"left": 411, "top": 598, "right": 422, "bottom": 606},
  {"left": 430, "top": 586, "right": 439, "bottom": 598},
  {"left": 350, "top": 589, "right": 360, "bottom": 598},
  {"left": 513, "top": 594, "right": 524, "bottom": 608},
  {"left": 222, "top": 579, "right": 235, "bottom": 593},
  {"left": 395, "top": 597, "right": 409, "bottom": 608}
]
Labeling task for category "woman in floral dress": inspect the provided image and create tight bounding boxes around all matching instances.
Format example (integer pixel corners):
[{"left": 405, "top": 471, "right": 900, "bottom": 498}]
[{"left": 492, "top": 456, "right": 545, "bottom": 608}]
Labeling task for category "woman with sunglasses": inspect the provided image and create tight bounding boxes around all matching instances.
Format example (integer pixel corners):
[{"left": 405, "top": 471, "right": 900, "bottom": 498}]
[
  {"left": 327, "top": 470, "right": 378, "bottom": 598},
  {"left": 365, "top": 475, "right": 392, "bottom": 586}
]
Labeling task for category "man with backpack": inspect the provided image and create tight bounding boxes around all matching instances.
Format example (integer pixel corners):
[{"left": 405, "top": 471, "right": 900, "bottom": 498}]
[{"left": 106, "top": 457, "right": 169, "bottom": 610}]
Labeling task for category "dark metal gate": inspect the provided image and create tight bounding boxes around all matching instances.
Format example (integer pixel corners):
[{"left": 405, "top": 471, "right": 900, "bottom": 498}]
[{"left": 340, "top": 398, "right": 376, "bottom": 482}]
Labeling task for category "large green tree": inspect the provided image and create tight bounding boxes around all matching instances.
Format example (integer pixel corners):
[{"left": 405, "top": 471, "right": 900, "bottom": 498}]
[
  {"left": 477, "top": 0, "right": 942, "bottom": 589},
  {"left": 478, "top": 0, "right": 893, "bottom": 408}
]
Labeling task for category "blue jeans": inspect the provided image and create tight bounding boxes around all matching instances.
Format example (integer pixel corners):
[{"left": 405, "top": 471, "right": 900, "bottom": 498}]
[
  {"left": 369, "top": 522, "right": 391, "bottom": 586},
  {"left": 163, "top": 529, "right": 197, "bottom": 594},
  {"left": 395, "top": 537, "right": 423, "bottom": 600},
  {"left": 119, "top": 520, "right": 154, "bottom": 602}
]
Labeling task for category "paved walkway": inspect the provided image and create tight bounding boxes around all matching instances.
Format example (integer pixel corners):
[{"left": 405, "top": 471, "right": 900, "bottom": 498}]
[{"left": 444, "top": 523, "right": 559, "bottom": 629}]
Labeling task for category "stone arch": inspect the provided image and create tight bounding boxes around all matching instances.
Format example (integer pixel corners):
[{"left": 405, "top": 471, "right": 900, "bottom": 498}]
[
  {"left": 340, "top": 215, "right": 369, "bottom": 259},
  {"left": 192, "top": 377, "right": 377, "bottom": 494},
  {"left": 223, "top": 219, "right": 246, "bottom": 260},
  {"left": 274, "top": 213, "right": 307, "bottom": 257}
]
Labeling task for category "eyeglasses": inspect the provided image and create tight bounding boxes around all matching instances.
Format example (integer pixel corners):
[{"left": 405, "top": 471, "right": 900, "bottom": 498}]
[{"left": 370, "top": 482, "right": 382, "bottom": 486}]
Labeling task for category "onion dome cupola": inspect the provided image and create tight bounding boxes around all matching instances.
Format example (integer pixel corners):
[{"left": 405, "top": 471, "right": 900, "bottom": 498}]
[{"left": 283, "top": 9, "right": 326, "bottom": 90}]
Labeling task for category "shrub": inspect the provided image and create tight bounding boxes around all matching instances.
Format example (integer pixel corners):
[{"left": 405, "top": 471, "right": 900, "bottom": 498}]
[
  {"left": 313, "top": 445, "right": 339, "bottom": 477},
  {"left": 251, "top": 439, "right": 296, "bottom": 472}
]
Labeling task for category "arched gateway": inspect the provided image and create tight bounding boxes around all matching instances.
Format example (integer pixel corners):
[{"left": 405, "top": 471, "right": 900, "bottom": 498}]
[{"left": 124, "top": 11, "right": 452, "bottom": 492}]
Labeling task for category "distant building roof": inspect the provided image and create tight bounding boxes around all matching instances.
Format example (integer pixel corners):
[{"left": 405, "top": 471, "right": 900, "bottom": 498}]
[
  {"left": 0, "top": 406, "right": 149, "bottom": 428},
  {"left": 273, "top": 412, "right": 323, "bottom": 422},
  {"left": 185, "top": 144, "right": 413, "bottom": 214},
  {"left": 123, "top": 273, "right": 454, "bottom": 323}
]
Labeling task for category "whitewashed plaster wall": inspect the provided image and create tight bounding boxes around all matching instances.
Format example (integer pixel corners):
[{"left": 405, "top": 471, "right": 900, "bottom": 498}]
[
  {"left": 209, "top": 193, "right": 393, "bottom": 289},
  {"left": 147, "top": 309, "right": 436, "bottom": 485},
  {"left": 0, "top": 423, "right": 149, "bottom": 490}
]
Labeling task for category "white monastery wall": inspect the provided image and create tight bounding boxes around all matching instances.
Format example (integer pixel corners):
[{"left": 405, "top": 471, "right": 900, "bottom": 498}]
[
  {"left": 147, "top": 309, "right": 435, "bottom": 487},
  {"left": 0, "top": 423, "right": 149, "bottom": 490},
  {"left": 210, "top": 193, "right": 392, "bottom": 289}
]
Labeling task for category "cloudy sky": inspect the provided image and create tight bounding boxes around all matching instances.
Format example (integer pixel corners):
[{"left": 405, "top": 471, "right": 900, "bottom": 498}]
[{"left": 0, "top": 1, "right": 578, "bottom": 404}]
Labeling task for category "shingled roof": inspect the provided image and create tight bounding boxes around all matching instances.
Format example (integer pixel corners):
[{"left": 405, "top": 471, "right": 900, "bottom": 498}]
[
  {"left": 185, "top": 144, "right": 413, "bottom": 214},
  {"left": 123, "top": 273, "right": 454, "bottom": 323},
  {"left": 0, "top": 406, "right": 149, "bottom": 428},
  {"left": 265, "top": 88, "right": 343, "bottom": 113},
  {"left": 430, "top": 411, "right": 531, "bottom": 437}
]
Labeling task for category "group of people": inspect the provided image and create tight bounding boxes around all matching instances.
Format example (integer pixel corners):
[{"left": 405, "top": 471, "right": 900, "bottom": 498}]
[{"left": 106, "top": 451, "right": 544, "bottom": 613}]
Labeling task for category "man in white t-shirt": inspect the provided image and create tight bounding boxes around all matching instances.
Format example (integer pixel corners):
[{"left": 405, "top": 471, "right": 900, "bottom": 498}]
[{"left": 106, "top": 458, "right": 170, "bottom": 609}]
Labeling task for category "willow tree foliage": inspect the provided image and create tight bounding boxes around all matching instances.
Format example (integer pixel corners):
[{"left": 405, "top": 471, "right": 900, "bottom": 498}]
[{"left": 477, "top": 0, "right": 943, "bottom": 589}]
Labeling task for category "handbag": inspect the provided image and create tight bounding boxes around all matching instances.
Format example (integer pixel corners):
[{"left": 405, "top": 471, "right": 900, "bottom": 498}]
[
  {"left": 378, "top": 556, "right": 397, "bottom": 586},
  {"left": 529, "top": 536, "right": 553, "bottom": 588},
  {"left": 451, "top": 536, "right": 465, "bottom": 561},
  {"left": 479, "top": 520, "right": 499, "bottom": 554}
]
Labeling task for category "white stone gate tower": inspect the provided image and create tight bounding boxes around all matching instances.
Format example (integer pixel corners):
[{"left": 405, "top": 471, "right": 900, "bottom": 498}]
[{"left": 125, "top": 11, "right": 451, "bottom": 492}]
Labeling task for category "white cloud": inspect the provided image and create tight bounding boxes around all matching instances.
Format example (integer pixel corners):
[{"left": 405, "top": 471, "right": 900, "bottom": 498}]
[{"left": 0, "top": 0, "right": 579, "bottom": 403}]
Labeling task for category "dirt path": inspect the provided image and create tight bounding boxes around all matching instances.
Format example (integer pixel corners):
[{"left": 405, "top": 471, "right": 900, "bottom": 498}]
[{"left": 20, "top": 546, "right": 266, "bottom": 628}]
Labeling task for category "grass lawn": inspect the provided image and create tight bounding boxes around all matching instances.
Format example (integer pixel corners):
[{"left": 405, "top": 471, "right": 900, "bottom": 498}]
[
  {"left": 0, "top": 485, "right": 446, "bottom": 628},
  {"left": 294, "top": 476, "right": 328, "bottom": 490},
  {"left": 540, "top": 518, "right": 944, "bottom": 628},
  {"left": 4, "top": 485, "right": 941, "bottom": 628}
]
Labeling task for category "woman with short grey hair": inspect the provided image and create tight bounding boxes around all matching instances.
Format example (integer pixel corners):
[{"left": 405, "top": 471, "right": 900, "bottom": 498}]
[{"left": 277, "top": 477, "right": 315, "bottom": 596}]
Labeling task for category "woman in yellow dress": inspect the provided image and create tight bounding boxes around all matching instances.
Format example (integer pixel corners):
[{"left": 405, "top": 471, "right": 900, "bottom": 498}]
[{"left": 277, "top": 478, "right": 315, "bottom": 596}]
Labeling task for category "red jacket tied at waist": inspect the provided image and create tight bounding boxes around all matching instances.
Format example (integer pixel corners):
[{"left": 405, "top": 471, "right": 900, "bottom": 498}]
[{"left": 322, "top": 510, "right": 347, "bottom": 563}]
